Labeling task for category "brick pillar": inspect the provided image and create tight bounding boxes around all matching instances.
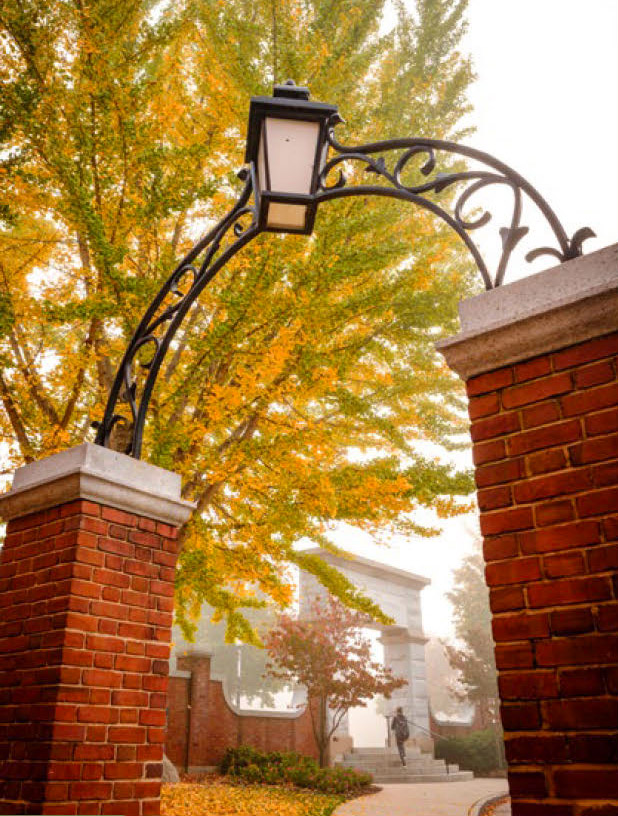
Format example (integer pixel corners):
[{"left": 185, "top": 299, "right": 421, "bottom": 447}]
[
  {"left": 0, "top": 444, "right": 193, "bottom": 816},
  {"left": 175, "top": 652, "right": 212, "bottom": 774},
  {"left": 438, "top": 244, "right": 618, "bottom": 816}
]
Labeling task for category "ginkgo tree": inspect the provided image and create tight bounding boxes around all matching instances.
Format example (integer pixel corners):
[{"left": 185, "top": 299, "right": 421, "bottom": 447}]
[{"left": 0, "top": 0, "right": 476, "bottom": 636}]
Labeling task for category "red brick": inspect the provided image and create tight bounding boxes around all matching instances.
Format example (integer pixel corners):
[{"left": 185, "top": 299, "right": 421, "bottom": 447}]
[
  {"left": 570, "top": 433, "right": 618, "bottom": 466},
  {"left": 70, "top": 781, "right": 113, "bottom": 800},
  {"left": 527, "top": 448, "right": 568, "bottom": 476},
  {"left": 115, "top": 655, "right": 150, "bottom": 673},
  {"left": 505, "top": 734, "right": 567, "bottom": 762},
  {"left": 577, "top": 486, "right": 618, "bottom": 517},
  {"left": 500, "top": 702, "right": 540, "bottom": 730},
  {"left": 101, "top": 507, "right": 137, "bottom": 526},
  {"left": 536, "top": 633, "right": 618, "bottom": 666},
  {"left": 543, "top": 551, "right": 586, "bottom": 579},
  {"left": 156, "top": 521, "right": 178, "bottom": 540},
  {"left": 77, "top": 706, "right": 117, "bottom": 724},
  {"left": 475, "top": 459, "right": 524, "bottom": 489},
  {"left": 485, "top": 557, "right": 541, "bottom": 587},
  {"left": 467, "top": 366, "right": 513, "bottom": 397},
  {"left": 568, "top": 733, "right": 618, "bottom": 764},
  {"left": 99, "top": 538, "right": 134, "bottom": 558},
  {"left": 480, "top": 507, "right": 533, "bottom": 536},
  {"left": 139, "top": 710, "right": 166, "bottom": 726},
  {"left": 477, "top": 486, "right": 512, "bottom": 511},
  {"left": 85, "top": 634, "right": 125, "bottom": 653},
  {"left": 520, "top": 520, "right": 600, "bottom": 554},
  {"left": 535, "top": 500, "right": 574, "bottom": 527},
  {"left": 588, "top": 543, "right": 618, "bottom": 572},
  {"left": 562, "top": 382, "right": 618, "bottom": 417},
  {"left": 471, "top": 412, "right": 520, "bottom": 443},
  {"left": 492, "top": 611, "right": 549, "bottom": 641},
  {"left": 550, "top": 607, "right": 594, "bottom": 635},
  {"left": 516, "top": 470, "right": 592, "bottom": 504},
  {"left": 586, "top": 407, "right": 618, "bottom": 436},
  {"left": 498, "top": 670, "right": 558, "bottom": 700},
  {"left": 559, "top": 667, "right": 604, "bottom": 697},
  {"left": 149, "top": 581, "right": 174, "bottom": 598},
  {"left": 138, "top": 518, "right": 157, "bottom": 533},
  {"left": 82, "top": 669, "right": 122, "bottom": 689},
  {"left": 508, "top": 420, "right": 581, "bottom": 456},
  {"left": 598, "top": 603, "right": 618, "bottom": 631},
  {"left": 575, "top": 359, "right": 615, "bottom": 388},
  {"left": 111, "top": 690, "right": 148, "bottom": 707},
  {"left": 128, "top": 531, "right": 161, "bottom": 549},
  {"left": 554, "top": 768, "right": 618, "bottom": 798},
  {"left": 503, "top": 373, "right": 572, "bottom": 410},
  {"left": 606, "top": 667, "right": 618, "bottom": 694},
  {"left": 553, "top": 333, "right": 618, "bottom": 370},
  {"left": 605, "top": 515, "right": 618, "bottom": 541},
  {"left": 528, "top": 576, "right": 612, "bottom": 608},
  {"left": 108, "top": 726, "right": 147, "bottom": 744},
  {"left": 508, "top": 770, "right": 547, "bottom": 797},
  {"left": 521, "top": 401, "right": 561, "bottom": 429},
  {"left": 495, "top": 642, "right": 534, "bottom": 669},
  {"left": 592, "top": 460, "right": 618, "bottom": 487},
  {"left": 514, "top": 356, "right": 552, "bottom": 383},
  {"left": 103, "top": 763, "right": 142, "bottom": 780},
  {"left": 473, "top": 439, "right": 506, "bottom": 466},
  {"left": 468, "top": 392, "right": 500, "bottom": 420},
  {"left": 141, "top": 676, "right": 168, "bottom": 692},
  {"left": 483, "top": 535, "right": 519, "bottom": 562}
]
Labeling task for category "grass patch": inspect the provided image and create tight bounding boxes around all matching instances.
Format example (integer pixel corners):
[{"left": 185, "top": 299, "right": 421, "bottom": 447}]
[{"left": 162, "top": 779, "right": 345, "bottom": 816}]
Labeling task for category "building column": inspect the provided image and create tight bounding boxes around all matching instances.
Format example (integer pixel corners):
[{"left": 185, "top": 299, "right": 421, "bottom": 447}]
[
  {"left": 0, "top": 443, "right": 193, "bottom": 816},
  {"left": 437, "top": 245, "right": 618, "bottom": 816},
  {"left": 379, "top": 630, "right": 430, "bottom": 745}
]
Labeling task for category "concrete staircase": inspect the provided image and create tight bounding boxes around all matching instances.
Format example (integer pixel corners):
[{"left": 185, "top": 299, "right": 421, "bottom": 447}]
[{"left": 335, "top": 746, "right": 474, "bottom": 783}]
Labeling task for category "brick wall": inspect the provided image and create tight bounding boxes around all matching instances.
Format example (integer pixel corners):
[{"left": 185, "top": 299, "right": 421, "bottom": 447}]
[
  {"left": 468, "top": 330, "right": 618, "bottom": 816},
  {"left": 165, "top": 654, "right": 318, "bottom": 770},
  {"left": 0, "top": 499, "right": 181, "bottom": 816}
]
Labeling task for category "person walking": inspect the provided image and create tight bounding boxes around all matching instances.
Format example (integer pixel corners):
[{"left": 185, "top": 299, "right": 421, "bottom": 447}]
[{"left": 391, "top": 706, "right": 410, "bottom": 766}]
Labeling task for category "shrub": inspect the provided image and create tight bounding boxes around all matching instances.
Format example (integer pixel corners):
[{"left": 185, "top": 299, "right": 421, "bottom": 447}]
[
  {"left": 435, "top": 729, "right": 505, "bottom": 776},
  {"left": 220, "top": 747, "right": 372, "bottom": 794}
]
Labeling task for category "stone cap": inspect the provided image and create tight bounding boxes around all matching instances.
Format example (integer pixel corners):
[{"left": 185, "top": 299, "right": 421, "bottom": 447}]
[
  {"left": 437, "top": 243, "right": 618, "bottom": 379},
  {"left": 0, "top": 442, "right": 195, "bottom": 525}
]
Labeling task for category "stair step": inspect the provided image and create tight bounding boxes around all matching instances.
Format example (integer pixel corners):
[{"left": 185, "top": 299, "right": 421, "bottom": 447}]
[{"left": 371, "top": 771, "right": 474, "bottom": 784}]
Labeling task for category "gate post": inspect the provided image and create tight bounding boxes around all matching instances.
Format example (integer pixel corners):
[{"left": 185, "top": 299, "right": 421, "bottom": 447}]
[
  {"left": 0, "top": 443, "right": 193, "bottom": 816},
  {"left": 437, "top": 244, "right": 618, "bottom": 816}
]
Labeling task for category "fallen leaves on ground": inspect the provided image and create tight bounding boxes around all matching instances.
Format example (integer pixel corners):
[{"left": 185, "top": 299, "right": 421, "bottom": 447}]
[{"left": 161, "top": 779, "right": 345, "bottom": 816}]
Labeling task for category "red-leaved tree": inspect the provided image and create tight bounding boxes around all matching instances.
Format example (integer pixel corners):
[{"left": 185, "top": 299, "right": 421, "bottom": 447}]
[{"left": 264, "top": 597, "right": 407, "bottom": 767}]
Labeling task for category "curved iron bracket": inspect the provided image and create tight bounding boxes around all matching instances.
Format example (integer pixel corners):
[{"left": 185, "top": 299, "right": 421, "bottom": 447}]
[
  {"left": 94, "top": 120, "right": 594, "bottom": 458},
  {"left": 93, "top": 166, "right": 261, "bottom": 458}
]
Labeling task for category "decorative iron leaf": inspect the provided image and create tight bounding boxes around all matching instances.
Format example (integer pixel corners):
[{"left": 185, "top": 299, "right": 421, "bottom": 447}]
[
  {"left": 500, "top": 225, "right": 529, "bottom": 251},
  {"left": 525, "top": 246, "right": 564, "bottom": 263}
]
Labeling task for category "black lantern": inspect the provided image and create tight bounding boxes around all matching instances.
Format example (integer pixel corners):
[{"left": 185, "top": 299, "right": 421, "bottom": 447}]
[{"left": 244, "top": 80, "right": 338, "bottom": 234}]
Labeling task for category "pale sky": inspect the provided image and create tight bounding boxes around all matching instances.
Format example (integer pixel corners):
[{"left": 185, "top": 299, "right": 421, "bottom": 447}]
[
  {"left": 339, "top": 0, "right": 618, "bottom": 644},
  {"left": 349, "top": 0, "right": 618, "bottom": 743}
]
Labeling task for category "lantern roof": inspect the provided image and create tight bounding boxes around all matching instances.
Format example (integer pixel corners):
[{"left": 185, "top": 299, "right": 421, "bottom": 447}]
[{"left": 244, "top": 81, "right": 338, "bottom": 164}]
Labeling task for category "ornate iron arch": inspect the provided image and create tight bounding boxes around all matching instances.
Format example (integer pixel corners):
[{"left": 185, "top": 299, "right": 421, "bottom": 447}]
[{"left": 93, "top": 114, "right": 594, "bottom": 458}]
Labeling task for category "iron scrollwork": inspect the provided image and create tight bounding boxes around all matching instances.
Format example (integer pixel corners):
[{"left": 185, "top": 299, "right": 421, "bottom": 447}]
[
  {"left": 94, "top": 118, "right": 594, "bottom": 459},
  {"left": 318, "top": 117, "right": 595, "bottom": 290}
]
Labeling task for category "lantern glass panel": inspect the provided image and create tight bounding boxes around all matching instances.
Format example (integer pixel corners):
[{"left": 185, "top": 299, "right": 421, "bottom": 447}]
[{"left": 263, "top": 117, "right": 320, "bottom": 194}]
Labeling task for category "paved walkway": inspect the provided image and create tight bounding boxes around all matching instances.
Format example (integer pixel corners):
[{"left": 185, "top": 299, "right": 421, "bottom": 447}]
[{"left": 334, "top": 778, "right": 508, "bottom": 816}]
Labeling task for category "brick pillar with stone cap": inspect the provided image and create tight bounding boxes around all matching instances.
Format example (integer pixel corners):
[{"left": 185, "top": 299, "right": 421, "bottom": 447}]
[
  {"left": 0, "top": 443, "right": 193, "bottom": 816},
  {"left": 437, "top": 244, "right": 618, "bottom": 816}
]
